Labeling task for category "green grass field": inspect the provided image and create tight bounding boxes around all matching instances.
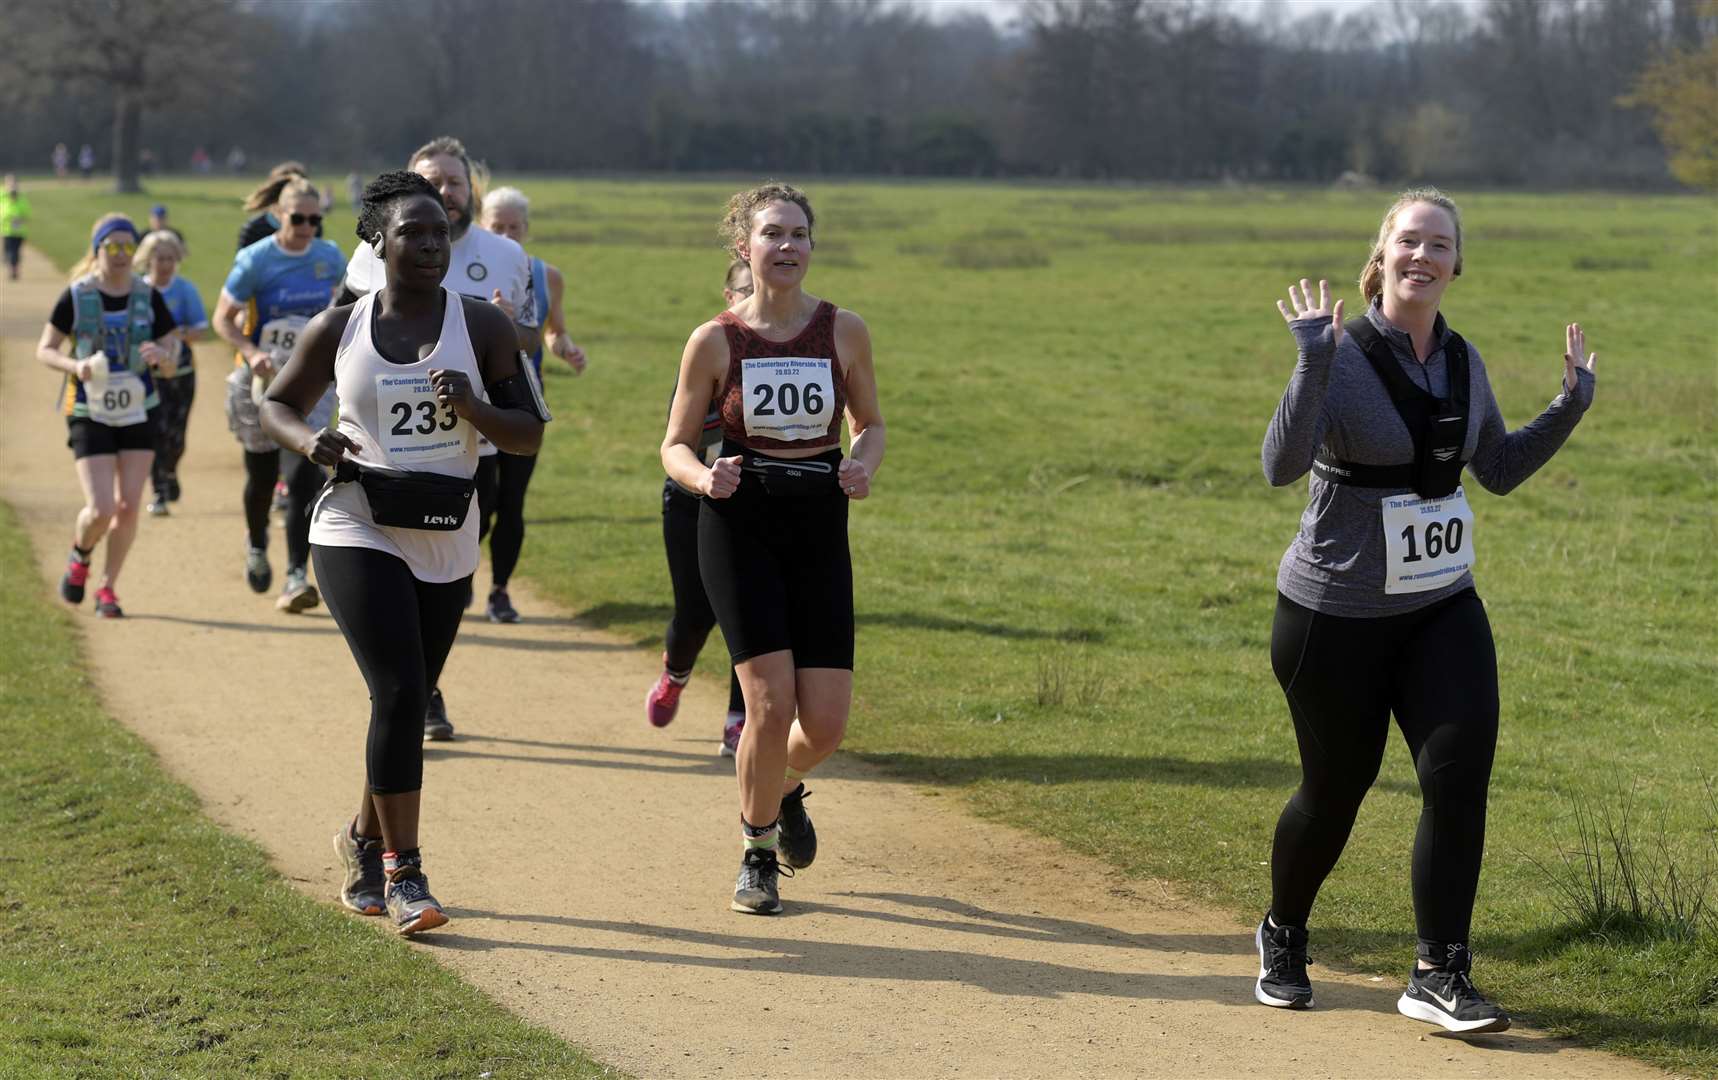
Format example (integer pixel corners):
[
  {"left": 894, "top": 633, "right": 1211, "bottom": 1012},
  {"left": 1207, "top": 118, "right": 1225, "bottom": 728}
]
[{"left": 14, "top": 174, "right": 1718, "bottom": 1073}]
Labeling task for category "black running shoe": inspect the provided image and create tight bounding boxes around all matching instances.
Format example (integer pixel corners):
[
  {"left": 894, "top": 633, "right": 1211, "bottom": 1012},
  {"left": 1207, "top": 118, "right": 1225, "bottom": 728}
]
[
  {"left": 731, "top": 847, "right": 791, "bottom": 915},
  {"left": 777, "top": 783, "right": 817, "bottom": 869},
  {"left": 423, "top": 687, "right": 454, "bottom": 741},
  {"left": 1254, "top": 918, "right": 1314, "bottom": 1008},
  {"left": 1398, "top": 952, "right": 1511, "bottom": 1033}
]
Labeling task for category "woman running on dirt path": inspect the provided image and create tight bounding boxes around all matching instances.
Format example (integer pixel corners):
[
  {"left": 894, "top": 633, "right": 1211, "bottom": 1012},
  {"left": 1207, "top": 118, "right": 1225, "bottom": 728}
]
[
  {"left": 662, "top": 181, "right": 885, "bottom": 915},
  {"left": 1256, "top": 187, "right": 1597, "bottom": 1033},
  {"left": 647, "top": 257, "right": 750, "bottom": 756},
  {"left": 213, "top": 177, "right": 344, "bottom": 614},
  {"left": 259, "top": 171, "right": 546, "bottom": 935},
  {"left": 473, "top": 185, "right": 586, "bottom": 624},
  {"left": 35, "top": 214, "right": 178, "bottom": 618},
  {"left": 136, "top": 230, "right": 207, "bottom": 517}
]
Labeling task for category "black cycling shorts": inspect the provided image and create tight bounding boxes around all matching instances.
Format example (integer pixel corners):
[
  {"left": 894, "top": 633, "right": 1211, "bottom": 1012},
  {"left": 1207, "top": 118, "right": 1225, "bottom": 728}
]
[
  {"left": 67, "top": 411, "right": 158, "bottom": 458},
  {"left": 697, "top": 444, "right": 853, "bottom": 670}
]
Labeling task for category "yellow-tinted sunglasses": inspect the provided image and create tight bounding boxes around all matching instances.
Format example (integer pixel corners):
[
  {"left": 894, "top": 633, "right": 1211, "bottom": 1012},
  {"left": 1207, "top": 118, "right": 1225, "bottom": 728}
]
[{"left": 101, "top": 239, "right": 137, "bottom": 256}]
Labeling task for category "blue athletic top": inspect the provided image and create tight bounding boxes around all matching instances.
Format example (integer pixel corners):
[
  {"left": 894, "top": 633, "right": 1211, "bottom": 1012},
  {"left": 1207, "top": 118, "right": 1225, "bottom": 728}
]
[
  {"left": 528, "top": 255, "right": 549, "bottom": 378},
  {"left": 223, "top": 235, "right": 343, "bottom": 358},
  {"left": 155, "top": 275, "right": 207, "bottom": 376}
]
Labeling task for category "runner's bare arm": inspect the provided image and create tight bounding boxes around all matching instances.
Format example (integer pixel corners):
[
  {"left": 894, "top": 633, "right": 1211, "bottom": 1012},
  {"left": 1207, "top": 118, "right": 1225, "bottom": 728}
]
[
  {"left": 662, "top": 321, "right": 737, "bottom": 498},
  {"left": 34, "top": 324, "right": 87, "bottom": 378},
  {"left": 543, "top": 263, "right": 586, "bottom": 373},
  {"left": 260, "top": 307, "right": 359, "bottom": 467},
  {"left": 836, "top": 309, "right": 884, "bottom": 499},
  {"left": 443, "top": 295, "right": 542, "bottom": 456},
  {"left": 212, "top": 291, "right": 273, "bottom": 375}
]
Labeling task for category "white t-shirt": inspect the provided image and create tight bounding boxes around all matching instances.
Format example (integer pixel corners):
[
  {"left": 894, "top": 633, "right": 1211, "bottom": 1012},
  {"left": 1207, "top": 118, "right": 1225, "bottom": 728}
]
[
  {"left": 343, "top": 225, "right": 537, "bottom": 328},
  {"left": 344, "top": 224, "right": 536, "bottom": 457}
]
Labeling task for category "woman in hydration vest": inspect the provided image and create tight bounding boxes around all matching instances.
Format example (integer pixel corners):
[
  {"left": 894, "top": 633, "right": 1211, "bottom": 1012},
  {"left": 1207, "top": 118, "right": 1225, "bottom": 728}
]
[
  {"left": 33, "top": 214, "right": 178, "bottom": 618},
  {"left": 662, "top": 181, "right": 886, "bottom": 915},
  {"left": 1256, "top": 188, "right": 1596, "bottom": 1032},
  {"left": 648, "top": 257, "right": 752, "bottom": 757},
  {"left": 213, "top": 177, "right": 344, "bottom": 613},
  {"left": 473, "top": 185, "right": 586, "bottom": 623},
  {"left": 259, "top": 171, "right": 546, "bottom": 935},
  {"left": 135, "top": 230, "right": 208, "bottom": 517}
]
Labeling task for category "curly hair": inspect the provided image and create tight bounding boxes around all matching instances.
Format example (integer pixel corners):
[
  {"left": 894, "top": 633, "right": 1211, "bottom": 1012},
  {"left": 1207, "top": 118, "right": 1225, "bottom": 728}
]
[
  {"left": 356, "top": 171, "right": 440, "bottom": 245},
  {"left": 718, "top": 181, "right": 814, "bottom": 259},
  {"left": 1358, "top": 187, "right": 1463, "bottom": 306}
]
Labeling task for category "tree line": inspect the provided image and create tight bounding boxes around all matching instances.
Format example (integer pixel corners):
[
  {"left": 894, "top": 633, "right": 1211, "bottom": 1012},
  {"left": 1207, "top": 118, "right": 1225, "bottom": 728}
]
[{"left": 1, "top": 0, "right": 1712, "bottom": 191}]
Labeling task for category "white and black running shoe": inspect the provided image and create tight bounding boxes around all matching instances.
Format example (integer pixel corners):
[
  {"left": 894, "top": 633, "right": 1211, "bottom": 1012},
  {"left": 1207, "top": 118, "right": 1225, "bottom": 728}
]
[
  {"left": 423, "top": 687, "right": 454, "bottom": 741},
  {"left": 731, "top": 847, "right": 791, "bottom": 915},
  {"left": 1254, "top": 918, "right": 1314, "bottom": 1008},
  {"left": 1397, "top": 952, "right": 1510, "bottom": 1033}
]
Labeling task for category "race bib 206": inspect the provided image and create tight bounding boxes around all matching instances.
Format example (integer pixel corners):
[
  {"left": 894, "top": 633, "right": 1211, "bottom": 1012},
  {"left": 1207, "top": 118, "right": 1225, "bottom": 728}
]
[
  {"left": 742, "top": 357, "right": 834, "bottom": 442},
  {"left": 1381, "top": 487, "right": 1476, "bottom": 595}
]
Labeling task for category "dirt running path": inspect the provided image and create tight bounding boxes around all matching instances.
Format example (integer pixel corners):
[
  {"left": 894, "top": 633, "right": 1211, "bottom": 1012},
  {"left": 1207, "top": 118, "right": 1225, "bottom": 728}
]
[{"left": 0, "top": 249, "right": 1658, "bottom": 1078}]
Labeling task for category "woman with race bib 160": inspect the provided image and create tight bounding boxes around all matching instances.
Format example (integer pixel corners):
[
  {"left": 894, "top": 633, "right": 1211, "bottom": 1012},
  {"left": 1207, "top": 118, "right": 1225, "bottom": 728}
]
[
  {"left": 34, "top": 213, "right": 178, "bottom": 618},
  {"left": 663, "top": 181, "right": 885, "bottom": 916},
  {"left": 1255, "top": 187, "right": 1596, "bottom": 1034},
  {"left": 259, "top": 171, "right": 546, "bottom": 934},
  {"left": 214, "top": 176, "right": 344, "bottom": 613}
]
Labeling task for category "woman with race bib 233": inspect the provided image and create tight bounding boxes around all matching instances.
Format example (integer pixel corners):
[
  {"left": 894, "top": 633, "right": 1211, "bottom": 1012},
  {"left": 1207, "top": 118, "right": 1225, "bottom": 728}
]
[
  {"left": 1255, "top": 187, "right": 1596, "bottom": 1033},
  {"left": 259, "top": 171, "right": 547, "bottom": 934}
]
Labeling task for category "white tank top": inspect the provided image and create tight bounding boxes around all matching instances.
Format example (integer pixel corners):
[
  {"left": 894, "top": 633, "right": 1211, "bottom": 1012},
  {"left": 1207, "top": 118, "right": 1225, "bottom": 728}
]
[{"left": 309, "top": 288, "right": 484, "bottom": 583}]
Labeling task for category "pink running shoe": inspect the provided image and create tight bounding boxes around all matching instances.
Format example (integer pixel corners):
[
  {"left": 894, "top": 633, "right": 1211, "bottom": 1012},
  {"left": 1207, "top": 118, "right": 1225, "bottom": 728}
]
[
  {"left": 94, "top": 586, "right": 123, "bottom": 618},
  {"left": 646, "top": 662, "right": 687, "bottom": 728},
  {"left": 720, "top": 713, "right": 745, "bottom": 758},
  {"left": 60, "top": 553, "right": 91, "bottom": 605}
]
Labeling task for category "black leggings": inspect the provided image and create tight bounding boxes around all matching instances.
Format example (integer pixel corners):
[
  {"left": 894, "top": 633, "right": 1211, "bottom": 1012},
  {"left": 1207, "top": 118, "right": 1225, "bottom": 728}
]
[
  {"left": 243, "top": 448, "right": 321, "bottom": 568},
  {"left": 151, "top": 369, "right": 195, "bottom": 496},
  {"left": 475, "top": 451, "right": 537, "bottom": 588},
  {"left": 1268, "top": 589, "right": 1498, "bottom": 951},
  {"left": 313, "top": 544, "right": 468, "bottom": 794},
  {"left": 663, "top": 483, "right": 744, "bottom": 713}
]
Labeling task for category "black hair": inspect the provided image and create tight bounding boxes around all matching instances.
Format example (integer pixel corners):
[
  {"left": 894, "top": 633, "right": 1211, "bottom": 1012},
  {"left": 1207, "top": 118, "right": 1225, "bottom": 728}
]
[{"left": 356, "top": 171, "right": 441, "bottom": 245}]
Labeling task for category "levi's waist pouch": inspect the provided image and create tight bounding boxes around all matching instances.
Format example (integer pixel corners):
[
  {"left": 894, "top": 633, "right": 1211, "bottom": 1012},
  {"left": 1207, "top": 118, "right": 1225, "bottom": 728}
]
[{"left": 335, "top": 459, "right": 474, "bottom": 531}]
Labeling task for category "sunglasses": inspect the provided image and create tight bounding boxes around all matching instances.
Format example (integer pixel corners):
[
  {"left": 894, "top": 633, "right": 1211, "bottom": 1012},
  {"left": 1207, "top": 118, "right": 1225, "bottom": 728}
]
[
  {"left": 289, "top": 213, "right": 323, "bottom": 227},
  {"left": 100, "top": 239, "right": 137, "bottom": 256}
]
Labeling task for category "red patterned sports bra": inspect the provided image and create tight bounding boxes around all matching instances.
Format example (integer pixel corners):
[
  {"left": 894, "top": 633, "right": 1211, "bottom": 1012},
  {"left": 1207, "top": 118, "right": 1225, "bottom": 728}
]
[{"left": 716, "top": 300, "right": 845, "bottom": 451}]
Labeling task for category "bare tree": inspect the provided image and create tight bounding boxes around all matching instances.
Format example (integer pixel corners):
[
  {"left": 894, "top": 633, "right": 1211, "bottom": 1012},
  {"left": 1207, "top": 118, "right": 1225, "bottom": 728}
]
[{"left": 0, "top": 0, "right": 249, "bottom": 192}]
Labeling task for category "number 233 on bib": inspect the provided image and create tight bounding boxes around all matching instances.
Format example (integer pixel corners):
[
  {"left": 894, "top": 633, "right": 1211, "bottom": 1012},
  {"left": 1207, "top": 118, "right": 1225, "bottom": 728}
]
[
  {"left": 1380, "top": 487, "right": 1476, "bottom": 595},
  {"left": 742, "top": 357, "right": 834, "bottom": 442},
  {"left": 375, "top": 372, "right": 469, "bottom": 463}
]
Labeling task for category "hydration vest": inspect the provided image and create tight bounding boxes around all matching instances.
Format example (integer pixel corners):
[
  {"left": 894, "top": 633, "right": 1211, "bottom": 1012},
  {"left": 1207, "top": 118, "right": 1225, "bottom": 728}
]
[
  {"left": 71, "top": 275, "right": 155, "bottom": 368},
  {"left": 1312, "top": 317, "right": 1470, "bottom": 499}
]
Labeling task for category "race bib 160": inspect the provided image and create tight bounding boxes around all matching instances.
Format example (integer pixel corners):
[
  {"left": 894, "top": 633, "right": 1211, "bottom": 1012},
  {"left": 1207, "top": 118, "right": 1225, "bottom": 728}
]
[{"left": 1380, "top": 487, "right": 1477, "bottom": 595}]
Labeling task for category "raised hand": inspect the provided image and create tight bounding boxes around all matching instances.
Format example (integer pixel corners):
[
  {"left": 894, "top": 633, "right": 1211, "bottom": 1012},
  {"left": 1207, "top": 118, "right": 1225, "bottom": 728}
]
[
  {"left": 490, "top": 288, "right": 517, "bottom": 321},
  {"left": 1276, "top": 278, "right": 1345, "bottom": 349},
  {"left": 703, "top": 454, "right": 741, "bottom": 499},
  {"left": 1563, "top": 323, "right": 1597, "bottom": 394}
]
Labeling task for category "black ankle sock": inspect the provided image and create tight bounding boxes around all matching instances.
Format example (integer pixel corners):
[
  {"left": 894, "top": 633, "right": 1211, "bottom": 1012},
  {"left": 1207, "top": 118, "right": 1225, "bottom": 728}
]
[{"left": 72, "top": 544, "right": 92, "bottom": 561}]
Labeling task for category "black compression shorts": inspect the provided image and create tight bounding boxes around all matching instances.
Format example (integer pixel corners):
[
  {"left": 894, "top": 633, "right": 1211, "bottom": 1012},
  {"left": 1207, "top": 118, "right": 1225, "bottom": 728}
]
[
  {"left": 697, "top": 444, "right": 853, "bottom": 670},
  {"left": 67, "top": 411, "right": 158, "bottom": 458}
]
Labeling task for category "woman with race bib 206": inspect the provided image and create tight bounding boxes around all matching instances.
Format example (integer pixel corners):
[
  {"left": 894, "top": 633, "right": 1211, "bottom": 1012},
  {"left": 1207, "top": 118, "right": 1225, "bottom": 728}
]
[
  {"left": 214, "top": 176, "right": 344, "bottom": 614},
  {"left": 34, "top": 213, "right": 178, "bottom": 618},
  {"left": 259, "top": 171, "right": 547, "bottom": 934},
  {"left": 663, "top": 182, "right": 885, "bottom": 915},
  {"left": 1255, "top": 188, "right": 1596, "bottom": 1033}
]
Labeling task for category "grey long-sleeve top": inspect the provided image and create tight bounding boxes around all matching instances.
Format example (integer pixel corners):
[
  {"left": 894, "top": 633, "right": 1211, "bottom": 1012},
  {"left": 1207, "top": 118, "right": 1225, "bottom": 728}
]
[{"left": 1262, "top": 302, "right": 1595, "bottom": 618}]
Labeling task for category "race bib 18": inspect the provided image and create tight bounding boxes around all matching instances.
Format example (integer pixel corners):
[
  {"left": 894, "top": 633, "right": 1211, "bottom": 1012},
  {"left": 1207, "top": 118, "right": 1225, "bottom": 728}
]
[
  {"left": 258, "top": 315, "right": 308, "bottom": 362},
  {"left": 375, "top": 372, "right": 467, "bottom": 463},
  {"left": 1381, "top": 487, "right": 1476, "bottom": 594},
  {"left": 86, "top": 369, "right": 147, "bottom": 427},
  {"left": 742, "top": 357, "right": 834, "bottom": 442}
]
